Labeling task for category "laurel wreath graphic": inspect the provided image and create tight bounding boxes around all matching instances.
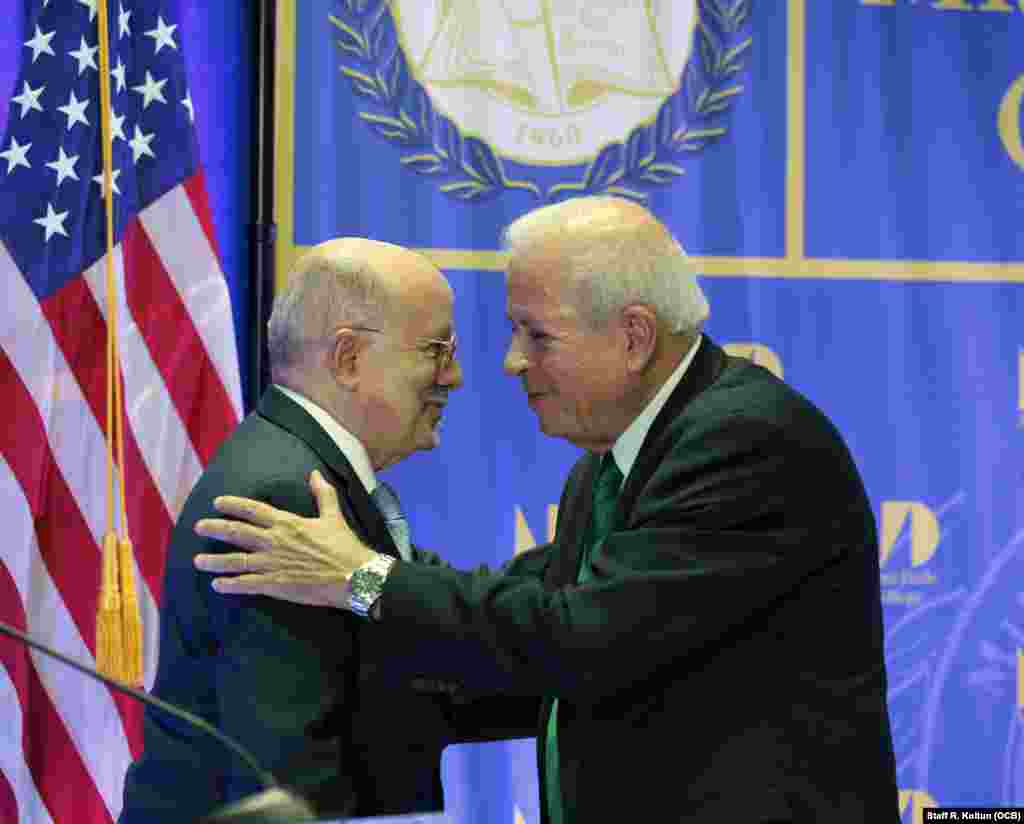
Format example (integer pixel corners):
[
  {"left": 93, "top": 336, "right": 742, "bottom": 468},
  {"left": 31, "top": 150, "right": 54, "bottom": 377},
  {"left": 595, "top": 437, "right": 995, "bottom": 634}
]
[{"left": 330, "top": 0, "right": 752, "bottom": 203}]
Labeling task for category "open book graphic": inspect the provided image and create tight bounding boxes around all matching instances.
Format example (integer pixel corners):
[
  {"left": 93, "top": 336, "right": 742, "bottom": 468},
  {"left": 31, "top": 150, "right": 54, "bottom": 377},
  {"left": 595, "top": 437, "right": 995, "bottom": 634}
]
[{"left": 415, "top": 0, "right": 676, "bottom": 114}]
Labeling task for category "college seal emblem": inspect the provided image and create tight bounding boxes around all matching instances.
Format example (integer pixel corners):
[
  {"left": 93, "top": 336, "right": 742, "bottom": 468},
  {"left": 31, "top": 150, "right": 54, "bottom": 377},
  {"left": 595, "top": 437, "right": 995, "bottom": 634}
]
[{"left": 329, "top": 0, "right": 753, "bottom": 202}]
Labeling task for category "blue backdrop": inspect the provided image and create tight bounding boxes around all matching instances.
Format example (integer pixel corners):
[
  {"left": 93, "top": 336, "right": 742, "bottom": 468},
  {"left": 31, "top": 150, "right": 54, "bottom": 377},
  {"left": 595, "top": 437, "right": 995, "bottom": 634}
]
[
  {"left": 4, "top": 1, "right": 1022, "bottom": 822},
  {"left": 277, "top": 2, "right": 1024, "bottom": 822}
]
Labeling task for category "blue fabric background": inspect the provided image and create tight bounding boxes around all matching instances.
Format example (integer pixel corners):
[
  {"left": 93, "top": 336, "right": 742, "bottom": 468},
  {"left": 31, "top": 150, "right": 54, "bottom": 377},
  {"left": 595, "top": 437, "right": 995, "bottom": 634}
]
[{"left": 4, "top": 1, "right": 1024, "bottom": 821}]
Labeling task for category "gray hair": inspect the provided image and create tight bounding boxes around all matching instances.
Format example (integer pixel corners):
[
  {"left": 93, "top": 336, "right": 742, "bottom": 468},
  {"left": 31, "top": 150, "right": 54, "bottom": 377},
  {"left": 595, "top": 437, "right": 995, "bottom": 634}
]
[
  {"left": 502, "top": 197, "right": 710, "bottom": 335},
  {"left": 267, "top": 251, "right": 389, "bottom": 379}
]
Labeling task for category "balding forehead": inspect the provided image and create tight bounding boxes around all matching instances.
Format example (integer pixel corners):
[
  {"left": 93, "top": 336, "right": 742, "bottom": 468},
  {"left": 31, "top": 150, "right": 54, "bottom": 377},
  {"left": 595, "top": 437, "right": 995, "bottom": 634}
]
[
  {"left": 295, "top": 239, "right": 446, "bottom": 292},
  {"left": 310, "top": 237, "right": 404, "bottom": 259},
  {"left": 296, "top": 236, "right": 423, "bottom": 267}
]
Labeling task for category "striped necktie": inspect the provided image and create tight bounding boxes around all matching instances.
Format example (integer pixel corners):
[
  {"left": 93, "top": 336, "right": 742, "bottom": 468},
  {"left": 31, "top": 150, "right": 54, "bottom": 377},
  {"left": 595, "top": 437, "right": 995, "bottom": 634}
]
[{"left": 370, "top": 480, "right": 412, "bottom": 561}]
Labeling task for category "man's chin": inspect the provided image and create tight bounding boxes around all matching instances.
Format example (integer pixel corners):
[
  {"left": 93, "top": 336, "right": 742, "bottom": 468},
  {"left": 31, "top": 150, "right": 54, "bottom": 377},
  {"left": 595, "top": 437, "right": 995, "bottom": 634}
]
[
  {"left": 415, "top": 404, "right": 445, "bottom": 449},
  {"left": 535, "top": 416, "right": 564, "bottom": 440},
  {"left": 419, "top": 421, "right": 442, "bottom": 450},
  {"left": 534, "top": 416, "right": 589, "bottom": 448}
]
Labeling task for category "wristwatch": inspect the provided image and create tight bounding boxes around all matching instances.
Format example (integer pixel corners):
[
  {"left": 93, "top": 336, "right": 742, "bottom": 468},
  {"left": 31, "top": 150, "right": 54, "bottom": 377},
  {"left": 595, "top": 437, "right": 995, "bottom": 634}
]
[{"left": 347, "top": 553, "right": 396, "bottom": 619}]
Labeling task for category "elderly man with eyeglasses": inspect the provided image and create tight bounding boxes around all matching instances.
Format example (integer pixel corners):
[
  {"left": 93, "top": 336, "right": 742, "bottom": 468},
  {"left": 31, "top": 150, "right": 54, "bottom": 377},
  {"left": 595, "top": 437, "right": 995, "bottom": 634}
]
[{"left": 119, "top": 238, "right": 464, "bottom": 823}]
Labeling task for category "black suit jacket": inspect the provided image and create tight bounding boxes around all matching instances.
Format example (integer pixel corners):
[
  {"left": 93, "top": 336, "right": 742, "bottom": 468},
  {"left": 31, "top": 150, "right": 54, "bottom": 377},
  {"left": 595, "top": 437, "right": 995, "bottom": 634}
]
[
  {"left": 380, "top": 337, "right": 900, "bottom": 823},
  {"left": 119, "top": 387, "right": 453, "bottom": 822}
]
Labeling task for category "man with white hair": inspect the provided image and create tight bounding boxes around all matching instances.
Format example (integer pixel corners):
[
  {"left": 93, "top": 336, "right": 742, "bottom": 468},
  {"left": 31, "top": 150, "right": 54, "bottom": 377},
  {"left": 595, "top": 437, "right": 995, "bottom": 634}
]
[
  {"left": 120, "top": 238, "right": 463, "bottom": 822},
  {"left": 196, "top": 197, "right": 900, "bottom": 823}
]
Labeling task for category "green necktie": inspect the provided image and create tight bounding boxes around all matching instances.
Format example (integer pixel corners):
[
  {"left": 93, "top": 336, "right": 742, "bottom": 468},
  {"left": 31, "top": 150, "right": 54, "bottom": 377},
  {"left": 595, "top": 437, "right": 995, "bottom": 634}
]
[{"left": 545, "top": 454, "right": 623, "bottom": 824}]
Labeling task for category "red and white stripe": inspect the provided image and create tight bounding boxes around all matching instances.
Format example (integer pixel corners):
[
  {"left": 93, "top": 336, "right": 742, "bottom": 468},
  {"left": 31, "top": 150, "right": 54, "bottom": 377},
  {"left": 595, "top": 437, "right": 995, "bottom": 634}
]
[{"left": 0, "top": 173, "right": 241, "bottom": 823}]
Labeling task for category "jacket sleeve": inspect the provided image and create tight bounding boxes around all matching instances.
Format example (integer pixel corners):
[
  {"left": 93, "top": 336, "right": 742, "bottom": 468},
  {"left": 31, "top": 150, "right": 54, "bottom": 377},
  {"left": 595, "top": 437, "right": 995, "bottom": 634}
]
[
  {"left": 360, "top": 542, "right": 552, "bottom": 744},
  {"left": 376, "top": 409, "right": 873, "bottom": 703}
]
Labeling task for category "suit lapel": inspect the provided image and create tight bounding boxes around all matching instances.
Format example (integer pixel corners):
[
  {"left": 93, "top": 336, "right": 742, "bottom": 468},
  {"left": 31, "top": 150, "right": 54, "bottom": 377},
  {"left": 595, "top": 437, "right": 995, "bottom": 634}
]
[{"left": 257, "top": 387, "right": 403, "bottom": 559}]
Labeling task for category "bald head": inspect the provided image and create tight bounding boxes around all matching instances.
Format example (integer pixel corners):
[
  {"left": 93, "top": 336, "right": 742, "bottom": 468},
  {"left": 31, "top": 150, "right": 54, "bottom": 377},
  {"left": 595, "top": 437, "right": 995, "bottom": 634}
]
[
  {"left": 502, "top": 196, "right": 709, "bottom": 335},
  {"left": 311, "top": 237, "right": 446, "bottom": 310},
  {"left": 267, "top": 238, "right": 449, "bottom": 381},
  {"left": 266, "top": 237, "right": 460, "bottom": 468}
]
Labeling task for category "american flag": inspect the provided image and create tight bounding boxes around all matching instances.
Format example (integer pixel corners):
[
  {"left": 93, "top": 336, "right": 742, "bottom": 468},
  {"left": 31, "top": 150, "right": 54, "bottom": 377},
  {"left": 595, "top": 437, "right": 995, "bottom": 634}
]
[{"left": 0, "top": 1, "right": 242, "bottom": 822}]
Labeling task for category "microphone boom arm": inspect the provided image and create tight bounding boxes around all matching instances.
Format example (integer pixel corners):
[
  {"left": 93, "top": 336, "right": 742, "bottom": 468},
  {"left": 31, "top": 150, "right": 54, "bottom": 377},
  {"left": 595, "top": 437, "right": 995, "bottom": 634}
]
[{"left": 0, "top": 617, "right": 278, "bottom": 790}]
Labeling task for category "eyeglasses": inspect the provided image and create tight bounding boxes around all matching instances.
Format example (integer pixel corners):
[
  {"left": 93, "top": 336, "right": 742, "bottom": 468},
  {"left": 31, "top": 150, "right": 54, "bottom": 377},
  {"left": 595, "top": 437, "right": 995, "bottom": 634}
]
[{"left": 345, "top": 326, "right": 458, "bottom": 375}]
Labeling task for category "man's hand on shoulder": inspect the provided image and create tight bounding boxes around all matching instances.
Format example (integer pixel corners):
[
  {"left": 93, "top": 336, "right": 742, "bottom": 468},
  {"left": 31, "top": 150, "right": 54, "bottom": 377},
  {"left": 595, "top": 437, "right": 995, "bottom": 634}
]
[{"left": 194, "top": 470, "right": 376, "bottom": 609}]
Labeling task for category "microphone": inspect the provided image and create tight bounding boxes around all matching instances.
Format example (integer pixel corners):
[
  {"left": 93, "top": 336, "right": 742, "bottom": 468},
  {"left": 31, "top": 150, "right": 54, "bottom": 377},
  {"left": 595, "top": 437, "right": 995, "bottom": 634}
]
[
  {"left": 199, "top": 788, "right": 319, "bottom": 823},
  {"left": 0, "top": 618, "right": 318, "bottom": 823}
]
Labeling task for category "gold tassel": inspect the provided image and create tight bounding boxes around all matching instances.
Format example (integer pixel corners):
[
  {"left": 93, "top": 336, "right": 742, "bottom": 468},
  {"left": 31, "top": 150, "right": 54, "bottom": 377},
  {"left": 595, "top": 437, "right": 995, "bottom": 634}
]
[
  {"left": 118, "top": 536, "right": 144, "bottom": 686},
  {"left": 94, "top": 0, "right": 145, "bottom": 687},
  {"left": 96, "top": 531, "right": 125, "bottom": 680}
]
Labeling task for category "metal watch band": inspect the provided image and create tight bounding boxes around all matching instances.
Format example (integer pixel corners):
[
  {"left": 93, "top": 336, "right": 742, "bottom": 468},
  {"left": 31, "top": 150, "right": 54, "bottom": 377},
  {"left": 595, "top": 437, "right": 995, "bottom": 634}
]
[{"left": 347, "top": 554, "right": 395, "bottom": 619}]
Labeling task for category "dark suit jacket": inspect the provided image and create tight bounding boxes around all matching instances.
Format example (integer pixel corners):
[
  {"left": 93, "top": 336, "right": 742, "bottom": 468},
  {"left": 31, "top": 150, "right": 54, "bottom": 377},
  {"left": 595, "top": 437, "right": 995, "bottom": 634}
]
[
  {"left": 380, "top": 337, "right": 900, "bottom": 824},
  {"left": 119, "top": 387, "right": 454, "bottom": 823}
]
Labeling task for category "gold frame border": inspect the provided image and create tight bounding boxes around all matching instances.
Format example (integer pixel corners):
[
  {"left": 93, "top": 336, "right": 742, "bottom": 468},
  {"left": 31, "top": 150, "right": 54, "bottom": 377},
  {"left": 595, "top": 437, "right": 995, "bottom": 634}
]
[
  {"left": 274, "top": 0, "right": 297, "bottom": 290},
  {"left": 274, "top": 0, "right": 1024, "bottom": 285},
  {"left": 786, "top": 0, "right": 805, "bottom": 262}
]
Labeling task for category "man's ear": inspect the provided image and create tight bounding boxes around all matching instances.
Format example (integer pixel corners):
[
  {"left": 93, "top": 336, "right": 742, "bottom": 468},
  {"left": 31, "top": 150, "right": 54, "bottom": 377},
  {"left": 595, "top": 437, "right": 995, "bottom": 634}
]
[
  {"left": 329, "top": 329, "right": 365, "bottom": 388},
  {"left": 620, "top": 304, "right": 658, "bottom": 373}
]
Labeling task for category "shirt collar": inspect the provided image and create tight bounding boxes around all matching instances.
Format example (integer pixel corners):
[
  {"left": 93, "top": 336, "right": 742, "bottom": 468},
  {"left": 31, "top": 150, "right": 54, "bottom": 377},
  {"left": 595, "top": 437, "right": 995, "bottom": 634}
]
[
  {"left": 274, "top": 384, "right": 378, "bottom": 495},
  {"left": 611, "top": 335, "right": 702, "bottom": 482}
]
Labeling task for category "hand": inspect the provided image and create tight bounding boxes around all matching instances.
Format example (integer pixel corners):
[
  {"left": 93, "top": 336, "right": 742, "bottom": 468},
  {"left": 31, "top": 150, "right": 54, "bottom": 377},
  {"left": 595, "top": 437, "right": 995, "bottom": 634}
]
[{"left": 193, "top": 470, "right": 376, "bottom": 608}]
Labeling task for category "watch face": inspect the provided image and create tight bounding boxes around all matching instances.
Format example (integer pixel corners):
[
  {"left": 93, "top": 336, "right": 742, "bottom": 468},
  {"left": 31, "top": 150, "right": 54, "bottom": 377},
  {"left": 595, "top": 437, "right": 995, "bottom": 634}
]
[
  {"left": 352, "top": 567, "right": 381, "bottom": 599},
  {"left": 350, "top": 556, "right": 393, "bottom": 616}
]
